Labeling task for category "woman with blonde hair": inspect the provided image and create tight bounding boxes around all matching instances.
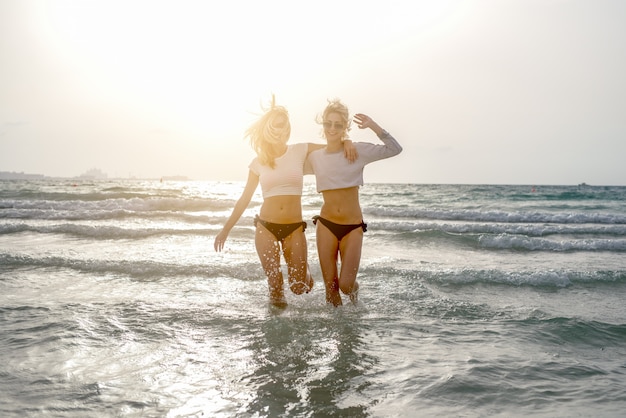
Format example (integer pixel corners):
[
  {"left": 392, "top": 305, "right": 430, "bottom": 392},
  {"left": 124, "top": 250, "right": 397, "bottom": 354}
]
[
  {"left": 214, "top": 96, "right": 356, "bottom": 308},
  {"left": 306, "top": 99, "right": 403, "bottom": 306}
]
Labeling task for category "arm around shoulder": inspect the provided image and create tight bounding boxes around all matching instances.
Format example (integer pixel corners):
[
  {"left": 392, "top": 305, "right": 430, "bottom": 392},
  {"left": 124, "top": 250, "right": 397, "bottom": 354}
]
[
  {"left": 307, "top": 141, "right": 358, "bottom": 162},
  {"left": 307, "top": 143, "right": 325, "bottom": 154}
]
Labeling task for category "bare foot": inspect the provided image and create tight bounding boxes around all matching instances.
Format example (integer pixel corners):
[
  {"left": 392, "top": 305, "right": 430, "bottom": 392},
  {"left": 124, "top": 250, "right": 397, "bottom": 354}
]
[
  {"left": 289, "top": 265, "right": 314, "bottom": 295},
  {"left": 270, "top": 298, "right": 288, "bottom": 310}
]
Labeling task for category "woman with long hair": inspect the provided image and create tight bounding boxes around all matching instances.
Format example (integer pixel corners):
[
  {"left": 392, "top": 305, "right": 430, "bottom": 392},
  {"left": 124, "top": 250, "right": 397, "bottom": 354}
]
[{"left": 214, "top": 96, "right": 356, "bottom": 308}]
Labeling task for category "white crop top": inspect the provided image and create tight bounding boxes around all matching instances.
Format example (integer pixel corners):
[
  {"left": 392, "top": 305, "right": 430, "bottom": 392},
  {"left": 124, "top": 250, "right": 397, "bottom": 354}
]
[
  {"left": 249, "top": 142, "right": 309, "bottom": 198},
  {"left": 305, "top": 132, "right": 402, "bottom": 192}
]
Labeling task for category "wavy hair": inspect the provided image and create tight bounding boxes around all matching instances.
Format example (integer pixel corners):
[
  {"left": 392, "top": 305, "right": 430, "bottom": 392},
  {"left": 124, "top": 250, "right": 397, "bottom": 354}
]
[
  {"left": 245, "top": 95, "right": 291, "bottom": 169},
  {"left": 316, "top": 98, "right": 351, "bottom": 140}
]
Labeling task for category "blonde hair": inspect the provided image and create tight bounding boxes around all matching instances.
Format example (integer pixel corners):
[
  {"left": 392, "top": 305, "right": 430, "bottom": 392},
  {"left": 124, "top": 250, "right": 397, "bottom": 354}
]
[
  {"left": 317, "top": 98, "right": 351, "bottom": 140},
  {"left": 245, "top": 95, "right": 291, "bottom": 168}
]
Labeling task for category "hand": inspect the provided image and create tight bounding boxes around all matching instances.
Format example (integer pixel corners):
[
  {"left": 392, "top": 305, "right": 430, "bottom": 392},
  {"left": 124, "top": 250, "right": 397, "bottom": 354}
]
[
  {"left": 353, "top": 113, "right": 376, "bottom": 130},
  {"left": 214, "top": 230, "right": 228, "bottom": 252},
  {"left": 343, "top": 140, "right": 358, "bottom": 162}
]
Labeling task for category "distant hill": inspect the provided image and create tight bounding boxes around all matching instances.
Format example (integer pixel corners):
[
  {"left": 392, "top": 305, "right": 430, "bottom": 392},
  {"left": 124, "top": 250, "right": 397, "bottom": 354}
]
[{"left": 0, "top": 171, "right": 45, "bottom": 180}]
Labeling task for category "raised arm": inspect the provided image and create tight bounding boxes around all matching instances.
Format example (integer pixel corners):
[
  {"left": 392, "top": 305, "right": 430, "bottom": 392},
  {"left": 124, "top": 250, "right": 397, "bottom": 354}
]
[
  {"left": 353, "top": 113, "right": 402, "bottom": 155},
  {"left": 214, "top": 170, "right": 259, "bottom": 252}
]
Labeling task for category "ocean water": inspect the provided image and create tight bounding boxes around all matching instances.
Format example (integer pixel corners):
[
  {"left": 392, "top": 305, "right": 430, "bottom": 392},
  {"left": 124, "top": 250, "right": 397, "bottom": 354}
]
[{"left": 1, "top": 179, "right": 626, "bottom": 417}]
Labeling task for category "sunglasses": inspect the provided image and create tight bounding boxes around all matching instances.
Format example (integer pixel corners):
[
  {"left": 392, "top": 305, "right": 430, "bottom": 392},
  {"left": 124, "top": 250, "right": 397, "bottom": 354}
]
[{"left": 323, "top": 121, "right": 345, "bottom": 130}]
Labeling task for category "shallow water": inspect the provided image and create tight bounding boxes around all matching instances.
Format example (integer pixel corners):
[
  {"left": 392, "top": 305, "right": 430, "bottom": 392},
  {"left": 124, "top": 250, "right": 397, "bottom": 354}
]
[{"left": 1, "top": 180, "right": 626, "bottom": 417}]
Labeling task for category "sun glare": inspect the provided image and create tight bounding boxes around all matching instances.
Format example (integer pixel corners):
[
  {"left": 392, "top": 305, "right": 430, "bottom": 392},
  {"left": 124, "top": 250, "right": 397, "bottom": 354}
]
[
  {"left": 29, "top": 0, "right": 463, "bottom": 179},
  {"left": 36, "top": 1, "right": 295, "bottom": 138}
]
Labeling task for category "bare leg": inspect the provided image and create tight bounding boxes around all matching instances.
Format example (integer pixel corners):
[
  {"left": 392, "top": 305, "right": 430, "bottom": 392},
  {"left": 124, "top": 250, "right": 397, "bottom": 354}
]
[
  {"left": 268, "top": 271, "right": 287, "bottom": 309},
  {"left": 327, "top": 276, "right": 342, "bottom": 307},
  {"left": 315, "top": 222, "right": 342, "bottom": 307},
  {"left": 338, "top": 228, "right": 363, "bottom": 305},
  {"left": 282, "top": 227, "right": 313, "bottom": 295},
  {"left": 255, "top": 225, "right": 286, "bottom": 308}
]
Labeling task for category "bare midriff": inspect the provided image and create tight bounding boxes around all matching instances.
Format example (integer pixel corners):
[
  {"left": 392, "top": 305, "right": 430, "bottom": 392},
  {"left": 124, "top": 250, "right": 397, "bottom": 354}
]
[
  {"left": 320, "top": 186, "right": 362, "bottom": 224},
  {"left": 259, "top": 195, "right": 303, "bottom": 224}
]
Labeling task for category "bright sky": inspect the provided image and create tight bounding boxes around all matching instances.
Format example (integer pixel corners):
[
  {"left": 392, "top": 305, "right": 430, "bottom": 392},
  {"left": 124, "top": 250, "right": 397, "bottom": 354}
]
[{"left": 1, "top": 0, "right": 625, "bottom": 185}]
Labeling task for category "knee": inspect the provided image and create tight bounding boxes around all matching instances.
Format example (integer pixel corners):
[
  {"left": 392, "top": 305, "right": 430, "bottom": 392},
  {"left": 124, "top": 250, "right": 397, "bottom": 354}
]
[
  {"left": 339, "top": 283, "right": 351, "bottom": 295},
  {"left": 339, "top": 281, "right": 358, "bottom": 296},
  {"left": 290, "top": 279, "right": 312, "bottom": 295},
  {"left": 290, "top": 282, "right": 306, "bottom": 295}
]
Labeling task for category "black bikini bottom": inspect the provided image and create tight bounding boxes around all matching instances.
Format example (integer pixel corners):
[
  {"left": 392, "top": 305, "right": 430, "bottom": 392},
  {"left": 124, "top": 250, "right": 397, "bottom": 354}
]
[
  {"left": 312, "top": 215, "right": 367, "bottom": 242},
  {"left": 254, "top": 215, "right": 307, "bottom": 242}
]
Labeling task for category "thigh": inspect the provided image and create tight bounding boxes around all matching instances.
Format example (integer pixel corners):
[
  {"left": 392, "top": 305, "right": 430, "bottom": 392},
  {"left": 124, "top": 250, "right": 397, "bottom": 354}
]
[
  {"left": 282, "top": 227, "right": 308, "bottom": 277},
  {"left": 255, "top": 225, "right": 286, "bottom": 304},
  {"left": 338, "top": 228, "right": 363, "bottom": 285},
  {"left": 315, "top": 221, "right": 340, "bottom": 282},
  {"left": 255, "top": 225, "right": 281, "bottom": 273}
]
